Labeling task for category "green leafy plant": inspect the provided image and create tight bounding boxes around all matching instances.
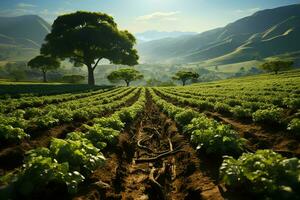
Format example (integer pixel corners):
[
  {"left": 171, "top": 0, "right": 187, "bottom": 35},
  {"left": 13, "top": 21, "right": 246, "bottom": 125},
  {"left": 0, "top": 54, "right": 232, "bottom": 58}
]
[
  {"left": 0, "top": 124, "right": 29, "bottom": 142},
  {"left": 220, "top": 150, "right": 300, "bottom": 199},
  {"left": 287, "top": 118, "right": 300, "bottom": 134},
  {"left": 49, "top": 138, "right": 106, "bottom": 175},
  {"left": 252, "top": 107, "right": 283, "bottom": 124},
  {"left": 231, "top": 106, "right": 252, "bottom": 119},
  {"left": 175, "top": 109, "right": 200, "bottom": 126}
]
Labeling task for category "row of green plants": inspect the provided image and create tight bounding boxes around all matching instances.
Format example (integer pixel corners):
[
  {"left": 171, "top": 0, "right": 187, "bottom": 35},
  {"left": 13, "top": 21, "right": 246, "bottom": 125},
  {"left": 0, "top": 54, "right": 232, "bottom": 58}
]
[
  {"left": 0, "top": 88, "right": 139, "bottom": 144},
  {"left": 149, "top": 88, "right": 300, "bottom": 199},
  {"left": 0, "top": 88, "right": 124, "bottom": 113},
  {"left": 0, "top": 88, "right": 110, "bottom": 113},
  {"left": 156, "top": 89, "right": 300, "bottom": 134},
  {"left": 165, "top": 87, "right": 300, "bottom": 109},
  {"left": 0, "top": 88, "right": 146, "bottom": 199},
  {"left": 149, "top": 88, "right": 246, "bottom": 156}
]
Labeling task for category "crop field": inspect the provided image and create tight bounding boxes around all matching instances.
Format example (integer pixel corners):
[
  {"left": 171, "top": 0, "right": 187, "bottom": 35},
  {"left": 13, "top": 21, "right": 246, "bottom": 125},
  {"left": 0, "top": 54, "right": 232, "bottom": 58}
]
[{"left": 0, "top": 70, "right": 300, "bottom": 200}]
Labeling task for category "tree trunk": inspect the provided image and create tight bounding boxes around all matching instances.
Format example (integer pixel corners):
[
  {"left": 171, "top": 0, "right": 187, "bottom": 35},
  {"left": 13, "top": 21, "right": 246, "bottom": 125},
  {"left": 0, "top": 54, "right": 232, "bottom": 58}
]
[
  {"left": 182, "top": 80, "right": 186, "bottom": 86},
  {"left": 125, "top": 81, "right": 130, "bottom": 87},
  {"left": 87, "top": 66, "right": 95, "bottom": 86},
  {"left": 43, "top": 71, "right": 47, "bottom": 82}
]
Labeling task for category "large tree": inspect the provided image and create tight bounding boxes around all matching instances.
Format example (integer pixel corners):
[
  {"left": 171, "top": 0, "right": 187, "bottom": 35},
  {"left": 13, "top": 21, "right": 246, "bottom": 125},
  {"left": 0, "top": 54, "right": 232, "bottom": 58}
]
[
  {"left": 260, "top": 60, "right": 293, "bottom": 74},
  {"left": 107, "top": 68, "right": 143, "bottom": 86},
  {"left": 41, "top": 11, "right": 139, "bottom": 85},
  {"left": 27, "top": 55, "right": 60, "bottom": 82},
  {"left": 172, "top": 71, "right": 199, "bottom": 86}
]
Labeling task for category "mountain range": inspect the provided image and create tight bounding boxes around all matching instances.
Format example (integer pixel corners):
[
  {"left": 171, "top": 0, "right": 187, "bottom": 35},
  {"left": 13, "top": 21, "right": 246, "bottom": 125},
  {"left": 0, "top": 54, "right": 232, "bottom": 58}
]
[
  {"left": 0, "top": 15, "right": 51, "bottom": 61},
  {"left": 135, "top": 30, "right": 197, "bottom": 42},
  {"left": 0, "top": 4, "right": 300, "bottom": 68},
  {"left": 137, "top": 4, "right": 300, "bottom": 65}
]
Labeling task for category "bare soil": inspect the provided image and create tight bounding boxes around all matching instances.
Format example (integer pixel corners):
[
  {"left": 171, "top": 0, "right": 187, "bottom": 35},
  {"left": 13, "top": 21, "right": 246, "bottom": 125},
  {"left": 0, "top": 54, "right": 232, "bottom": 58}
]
[{"left": 74, "top": 91, "right": 223, "bottom": 200}]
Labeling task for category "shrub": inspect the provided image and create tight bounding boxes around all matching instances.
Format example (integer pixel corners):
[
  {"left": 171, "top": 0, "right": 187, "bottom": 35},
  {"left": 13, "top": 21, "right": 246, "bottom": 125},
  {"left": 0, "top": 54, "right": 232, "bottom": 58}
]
[
  {"left": 231, "top": 106, "right": 252, "bottom": 119},
  {"left": 220, "top": 150, "right": 300, "bottom": 199},
  {"left": 93, "top": 116, "right": 125, "bottom": 131},
  {"left": 0, "top": 124, "right": 29, "bottom": 142},
  {"left": 214, "top": 102, "right": 231, "bottom": 114},
  {"left": 252, "top": 107, "right": 283, "bottom": 124},
  {"left": 175, "top": 109, "right": 199, "bottom": 126},
  {"left": 50, "top": 138, "right": 106, "bottom": 175},
  {"left": 190, "top": 124, "right": 245, "bottom": 155},
  {"left": 287, "top": 118, "right": 300, "bottom": 134}
]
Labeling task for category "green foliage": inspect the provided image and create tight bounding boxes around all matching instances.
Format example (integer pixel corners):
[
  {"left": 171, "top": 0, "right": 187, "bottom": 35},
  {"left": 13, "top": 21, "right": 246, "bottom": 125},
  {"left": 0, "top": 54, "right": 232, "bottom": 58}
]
[
  {"left": 172, "top": 70, "right": 199, "bottom": 86},
  {"left": 283, "top": 98, "right": 300, "bottom": 109},
  {"left": 28, "top": 55, "right": 60, "bottom": 82},
  {"left": 260, "top": 60, "right": 294, "bottom": 74},
  {"left": 50, "top": 138, "right": 105, "bottom": 175},
  {"left": 0, "top": 124, "right": 28, "bottom": 142},
  {"left": 174, "top": 109, "right": 200, "bottom": 126},
  {"left": 83, "top": 125, "right": 120, "bottom": 149},
  {"left": 14, "top": 150, "right": 85, "bottom": 196},
  {"left": 188, "top": 118, "right": 245, "bottom": 155},
  {"left": 107, "top": 68, "right": 143, "bottom": 86},
  {"left": 287, "top": 118, "right": 300, "bottom": 134},
  {"left": 93, "top": 116, "right": 125, "bottom": 131},
  {"left": 214, "top": 102, "right": 231, "bottom": 114},
  {"left": 32, "top": 114, "right": 59, "bottom": 128},
  {"left": 252, "top": 107, "right": 283, "bottom": 124},
  {"left": 41, "top": 11, "right": 138, "bottom": 85},
  {"left": 231, "top": 106, "right": 252, "bottom": 119},
  {"left": 220, "top": 150, "right": 300, "bottom": 199}
]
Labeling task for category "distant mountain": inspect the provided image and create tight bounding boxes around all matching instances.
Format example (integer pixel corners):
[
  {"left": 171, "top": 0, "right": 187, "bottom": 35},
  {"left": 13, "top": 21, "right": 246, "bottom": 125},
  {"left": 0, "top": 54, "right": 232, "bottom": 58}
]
[
  {"left": 135, "top": 30, "right": 197, "bottom": 42},
  {"left": 0, "top": 15, "right": 51, "bottom": 61},
  {"left": 137, "top": 4, "right": 300, "bottom": 65}
]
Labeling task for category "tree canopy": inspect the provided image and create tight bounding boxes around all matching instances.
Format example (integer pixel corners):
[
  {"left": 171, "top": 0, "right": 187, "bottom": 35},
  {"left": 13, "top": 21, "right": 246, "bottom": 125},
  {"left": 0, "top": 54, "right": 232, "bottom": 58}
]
[
  {"left": 41, "top": 11, "right": 139, "bottom": 85},
  {"left": 260, "top": 60, "right": 293, "bottom": 74},
  {"left": 27, "top": 55, "right": 60, "bottom": 82},
  {"left": 172, "top": 71, "right": 199, "bottom": 86},
  {"left": 107, "top": 68, "right": 143, "bottom": 86}
]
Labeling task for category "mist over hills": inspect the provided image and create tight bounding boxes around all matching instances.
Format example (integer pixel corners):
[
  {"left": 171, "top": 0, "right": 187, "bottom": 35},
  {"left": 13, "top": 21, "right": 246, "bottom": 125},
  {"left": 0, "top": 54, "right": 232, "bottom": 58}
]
[
  {"left": 137, "top": 4, "right": 300, "bottom": 65},
  {"left": 0, "top": 15, "right": 51, "bottom": 61},
  {"left": 135, "top": 30, "right": 197, "bottom": 42}
]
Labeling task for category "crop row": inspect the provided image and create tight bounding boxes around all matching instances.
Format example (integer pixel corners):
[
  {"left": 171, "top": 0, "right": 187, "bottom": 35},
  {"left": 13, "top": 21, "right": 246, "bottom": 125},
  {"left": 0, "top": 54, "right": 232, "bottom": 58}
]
[
  {"left": 0, "top": 88, "right": 146, "bottom": 199},
  {"left": 0, "top": 88, "right": 139, "bottom": 144},
  {"left": 164, "top": 87, "right": 300, "bottom": 109},
  {"left": 155, "top": 88, "right": 300, "bottom": 134},
  {"left": 149, "top": 88, "right": 300, "bottom": 199},
  {"left": 0, "top": 87, "right": 118, "bottom": 113}
]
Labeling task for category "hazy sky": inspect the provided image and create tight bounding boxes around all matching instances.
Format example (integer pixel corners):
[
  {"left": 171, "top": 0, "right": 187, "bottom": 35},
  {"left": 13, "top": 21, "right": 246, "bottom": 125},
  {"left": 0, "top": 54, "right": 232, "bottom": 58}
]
[{"left": 0, "top": 0, "right": 299, "bottom": 33}]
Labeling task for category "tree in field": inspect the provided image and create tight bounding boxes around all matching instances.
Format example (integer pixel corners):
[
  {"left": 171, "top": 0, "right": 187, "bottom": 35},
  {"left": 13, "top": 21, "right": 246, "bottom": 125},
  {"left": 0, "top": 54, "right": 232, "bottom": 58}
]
[
  {"left": 41, "top": 11, "right": 139, "bottom": 86},
  {"left": 107, "top": 68, "right": 143, "bottom": 86},
  {"left": 259, "top": 60, "right": 293, "bottom": 74},
  {"left": 172, "top": 71, "right": 199, "bottom": 86},
  {"left": 28, "top": 55, "right": 60, "bottom": 82}
]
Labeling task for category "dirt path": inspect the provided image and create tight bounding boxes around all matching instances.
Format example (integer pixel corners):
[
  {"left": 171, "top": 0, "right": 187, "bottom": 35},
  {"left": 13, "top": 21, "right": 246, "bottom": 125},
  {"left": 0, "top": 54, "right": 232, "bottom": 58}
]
[{"left": 75, "top": 90, "right": 224, "bottom": 200}]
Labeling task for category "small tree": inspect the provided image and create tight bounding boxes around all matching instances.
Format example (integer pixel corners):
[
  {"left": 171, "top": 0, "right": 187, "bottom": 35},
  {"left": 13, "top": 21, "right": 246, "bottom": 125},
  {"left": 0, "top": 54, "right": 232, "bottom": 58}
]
[
  {"left": 260, "top": 61, "right": 293, "bottom": 74},
  {"left": 107, "top": 68, "right": 143, "bottom": 86},
  {"left": 41, "top": 11, "right": 139, "bottom": 85},
  {"left": 28, "top": 55, "right": 60, "bottom": 82},
  {"left": 172, "top": 71, "right": 199, "bottom": 86}
]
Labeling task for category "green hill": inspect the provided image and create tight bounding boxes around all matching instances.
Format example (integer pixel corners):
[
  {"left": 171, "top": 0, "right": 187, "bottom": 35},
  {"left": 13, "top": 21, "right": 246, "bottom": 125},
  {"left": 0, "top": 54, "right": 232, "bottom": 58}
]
[
  {"left": 137, "top": 4, "right": 300, "bottom": 67},
  {"left": 0, "top": 15, "right": 51, "bottom": 62}
]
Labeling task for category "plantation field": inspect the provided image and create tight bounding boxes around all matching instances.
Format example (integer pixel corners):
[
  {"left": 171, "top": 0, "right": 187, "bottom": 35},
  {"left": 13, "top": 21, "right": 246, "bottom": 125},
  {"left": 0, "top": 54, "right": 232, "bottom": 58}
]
[{"left": 0, "top": 70, "right": 300, "bottom": 200}]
